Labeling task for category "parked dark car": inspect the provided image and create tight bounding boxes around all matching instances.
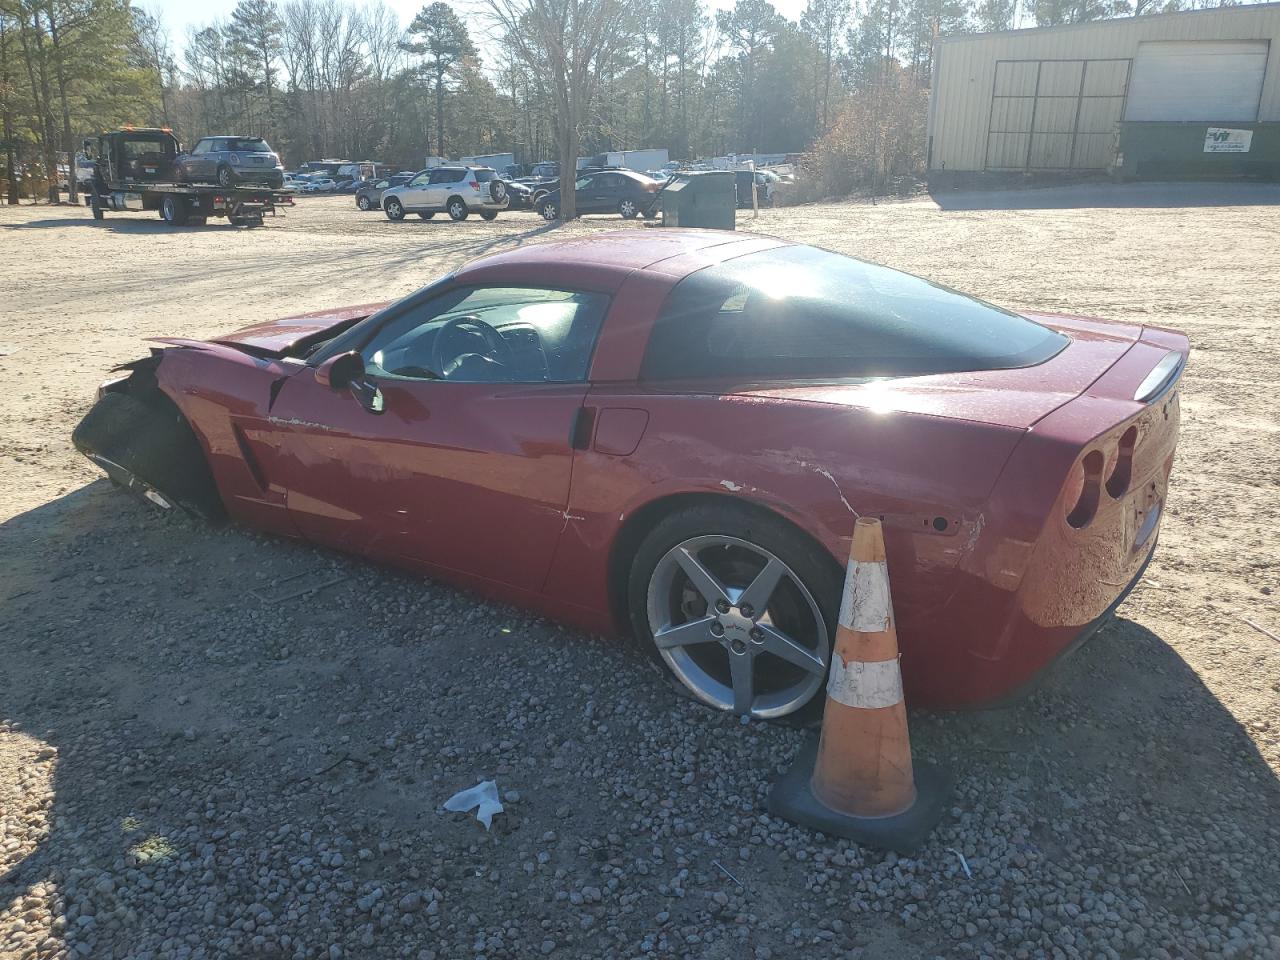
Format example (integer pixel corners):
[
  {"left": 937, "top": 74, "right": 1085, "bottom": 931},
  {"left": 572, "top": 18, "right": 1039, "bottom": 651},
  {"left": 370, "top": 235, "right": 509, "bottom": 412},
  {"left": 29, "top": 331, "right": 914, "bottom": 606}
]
[
  {"left": 355, "top": 174, "right": 412, "bottom": 210},
  {"left": 504, "top": 180, "right": 535, "bottom": 210},
  {"left": 176, "top": 136, "right": 285, "bottom": 189},
  {"left": 536, "top": 170, "right": 662, "bottom": 221}
]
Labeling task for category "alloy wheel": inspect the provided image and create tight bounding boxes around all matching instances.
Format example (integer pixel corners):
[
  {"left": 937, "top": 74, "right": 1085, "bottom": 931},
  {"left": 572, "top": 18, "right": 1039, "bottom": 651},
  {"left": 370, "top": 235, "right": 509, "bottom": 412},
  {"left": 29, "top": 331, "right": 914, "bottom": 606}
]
[
  {"left": 541, "top": 202, "right": 557, "bottom": 221},
  {"left": 645, "top": 535, "right": 829, "bottom": 718},
  {"left": 620, "top": 199, "right": 637, "bottom": 218}
]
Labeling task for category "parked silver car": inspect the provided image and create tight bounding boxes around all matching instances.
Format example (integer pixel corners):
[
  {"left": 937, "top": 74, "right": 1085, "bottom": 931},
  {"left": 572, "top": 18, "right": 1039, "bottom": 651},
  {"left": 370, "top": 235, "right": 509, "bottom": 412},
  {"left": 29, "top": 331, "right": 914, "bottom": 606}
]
[
  {"left": 381, "top": 166, "right": 509, "bottom": 222},
  {"left": 176, "top": 136, "right": 285, "bottom": 189}
]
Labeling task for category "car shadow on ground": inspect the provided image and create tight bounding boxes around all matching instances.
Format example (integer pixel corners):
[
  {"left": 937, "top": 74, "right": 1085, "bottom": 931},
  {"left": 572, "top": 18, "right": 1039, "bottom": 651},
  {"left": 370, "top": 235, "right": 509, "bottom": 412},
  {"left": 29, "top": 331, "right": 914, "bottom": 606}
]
[
  {"left": 2, "top": 482, "right": 1278, "bottom": 957},
  {"left": 929, "top": 180, "right": 1280, "bottom": 211},
  {"left": 0, "top": 216, "right": 269, "bottom": 234}
]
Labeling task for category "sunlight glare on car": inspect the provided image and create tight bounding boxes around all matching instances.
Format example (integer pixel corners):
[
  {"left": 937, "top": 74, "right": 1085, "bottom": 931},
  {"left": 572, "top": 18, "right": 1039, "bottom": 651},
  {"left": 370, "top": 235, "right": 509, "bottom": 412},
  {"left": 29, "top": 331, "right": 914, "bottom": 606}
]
[{"left": 749, "top": 264, "right": 809, "bottom": 300}]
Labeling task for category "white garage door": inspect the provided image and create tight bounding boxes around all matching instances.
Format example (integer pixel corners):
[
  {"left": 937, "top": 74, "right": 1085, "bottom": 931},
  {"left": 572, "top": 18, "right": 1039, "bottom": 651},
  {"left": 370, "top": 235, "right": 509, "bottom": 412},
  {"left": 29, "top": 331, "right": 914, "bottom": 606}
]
[{"left": 1126, "top": 40, "right": 1270, "bottom": 122}]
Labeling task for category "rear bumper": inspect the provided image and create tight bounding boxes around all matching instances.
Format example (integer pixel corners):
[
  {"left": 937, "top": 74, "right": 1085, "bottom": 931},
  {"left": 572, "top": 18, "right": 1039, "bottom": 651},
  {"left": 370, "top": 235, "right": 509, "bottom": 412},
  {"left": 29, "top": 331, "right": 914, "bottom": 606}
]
[
  {"left": 974, "top": 535, "right": 1156, "bottom": 710},
  {"left": 900, "top": 350, "right": 1182, "bottom": 710}
]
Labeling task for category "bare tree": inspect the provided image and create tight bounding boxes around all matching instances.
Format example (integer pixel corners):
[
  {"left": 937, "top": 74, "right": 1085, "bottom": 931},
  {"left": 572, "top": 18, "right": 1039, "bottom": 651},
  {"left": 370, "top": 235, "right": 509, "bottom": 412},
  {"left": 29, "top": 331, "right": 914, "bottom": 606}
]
[{"left": 484, "top": 0, "right": 632, "bottom": 219}]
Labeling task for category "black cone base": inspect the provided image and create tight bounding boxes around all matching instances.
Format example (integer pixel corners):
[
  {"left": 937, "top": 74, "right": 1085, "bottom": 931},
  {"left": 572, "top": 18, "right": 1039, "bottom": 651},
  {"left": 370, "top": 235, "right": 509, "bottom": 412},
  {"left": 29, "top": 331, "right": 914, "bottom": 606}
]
[{"left": 766, "top": 738, "right": 951, "bottom": 855}]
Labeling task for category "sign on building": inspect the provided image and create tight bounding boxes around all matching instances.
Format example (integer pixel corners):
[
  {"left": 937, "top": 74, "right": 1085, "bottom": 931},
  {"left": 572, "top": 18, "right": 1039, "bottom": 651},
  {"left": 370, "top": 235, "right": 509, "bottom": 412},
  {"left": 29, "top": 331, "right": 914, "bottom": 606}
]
[{"left": 1203, "top": 127, "right": 1253, "bottom": 153}]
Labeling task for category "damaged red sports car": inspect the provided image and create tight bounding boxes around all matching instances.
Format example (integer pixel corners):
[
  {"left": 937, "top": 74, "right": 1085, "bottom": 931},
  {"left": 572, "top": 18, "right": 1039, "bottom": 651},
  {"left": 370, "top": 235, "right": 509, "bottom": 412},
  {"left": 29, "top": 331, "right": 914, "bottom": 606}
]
[{"left": 73, "top": 230, "right": 1187, "bottom": 718}]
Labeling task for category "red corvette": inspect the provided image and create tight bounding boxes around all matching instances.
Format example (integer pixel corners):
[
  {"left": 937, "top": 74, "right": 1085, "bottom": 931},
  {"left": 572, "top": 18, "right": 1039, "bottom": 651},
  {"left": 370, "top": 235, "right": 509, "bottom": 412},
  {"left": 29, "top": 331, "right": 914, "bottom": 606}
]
[{"left": 74, "top": 230, "right": 1187, "bottom": 717}]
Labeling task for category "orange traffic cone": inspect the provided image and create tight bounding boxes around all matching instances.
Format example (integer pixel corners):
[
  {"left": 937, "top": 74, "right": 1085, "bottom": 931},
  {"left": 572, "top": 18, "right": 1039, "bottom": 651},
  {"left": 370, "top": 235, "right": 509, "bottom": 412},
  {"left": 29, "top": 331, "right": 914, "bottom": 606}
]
[{"left": 768, "top": 517, "right": 949, "bottom": 854}]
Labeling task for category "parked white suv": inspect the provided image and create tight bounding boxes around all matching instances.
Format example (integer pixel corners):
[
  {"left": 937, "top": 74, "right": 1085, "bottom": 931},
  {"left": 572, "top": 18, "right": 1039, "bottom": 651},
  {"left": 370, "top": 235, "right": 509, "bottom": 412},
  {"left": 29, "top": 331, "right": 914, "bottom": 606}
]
[{"left": 381, "top": 166, "right": 509, "bottom": 222}]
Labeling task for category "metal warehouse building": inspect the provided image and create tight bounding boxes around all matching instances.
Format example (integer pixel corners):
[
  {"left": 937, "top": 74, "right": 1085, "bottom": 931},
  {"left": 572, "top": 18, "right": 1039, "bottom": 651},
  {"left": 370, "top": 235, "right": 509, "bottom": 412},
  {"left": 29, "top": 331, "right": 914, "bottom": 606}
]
[{"left": 926, "top": 4, "right": 1280, "bottom": 180}]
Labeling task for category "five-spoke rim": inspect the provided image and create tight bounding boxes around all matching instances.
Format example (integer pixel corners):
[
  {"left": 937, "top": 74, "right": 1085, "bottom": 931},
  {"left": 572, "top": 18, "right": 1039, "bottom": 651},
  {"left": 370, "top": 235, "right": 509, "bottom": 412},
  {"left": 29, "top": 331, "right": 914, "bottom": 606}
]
[{"left": 646, "top": 535, "right": 828, "bottom": 718}]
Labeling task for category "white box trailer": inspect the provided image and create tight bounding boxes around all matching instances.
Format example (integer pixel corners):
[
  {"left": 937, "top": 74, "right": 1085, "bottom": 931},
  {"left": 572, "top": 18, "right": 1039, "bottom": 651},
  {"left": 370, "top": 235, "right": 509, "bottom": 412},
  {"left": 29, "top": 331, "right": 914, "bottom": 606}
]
[
  {"left": 581, "top": 148, "right": 670, "bottom": 172},
  {"left": 461, "top": 153, "right": 515, "bottom": 171}
]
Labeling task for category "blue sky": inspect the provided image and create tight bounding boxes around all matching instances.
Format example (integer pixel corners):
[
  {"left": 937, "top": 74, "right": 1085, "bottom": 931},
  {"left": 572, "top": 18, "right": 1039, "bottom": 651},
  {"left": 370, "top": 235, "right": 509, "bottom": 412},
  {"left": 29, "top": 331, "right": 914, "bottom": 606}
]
[{"left": 140, "top": 0, "right": 809, "bottom": 47}]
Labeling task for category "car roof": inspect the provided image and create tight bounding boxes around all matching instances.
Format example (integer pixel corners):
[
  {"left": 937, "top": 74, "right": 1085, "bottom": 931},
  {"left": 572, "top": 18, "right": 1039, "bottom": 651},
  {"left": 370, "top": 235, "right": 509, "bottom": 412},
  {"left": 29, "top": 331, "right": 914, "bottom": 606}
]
[{"left": 454, "top": 230, "right": 792, "bottom": 291}]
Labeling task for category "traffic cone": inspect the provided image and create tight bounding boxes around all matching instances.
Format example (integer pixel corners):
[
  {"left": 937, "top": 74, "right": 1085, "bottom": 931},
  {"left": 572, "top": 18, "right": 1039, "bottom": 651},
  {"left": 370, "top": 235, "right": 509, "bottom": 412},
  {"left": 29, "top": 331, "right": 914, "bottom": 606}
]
[{"left": 767, "top": 517, "right": 950, "bottom": 854}]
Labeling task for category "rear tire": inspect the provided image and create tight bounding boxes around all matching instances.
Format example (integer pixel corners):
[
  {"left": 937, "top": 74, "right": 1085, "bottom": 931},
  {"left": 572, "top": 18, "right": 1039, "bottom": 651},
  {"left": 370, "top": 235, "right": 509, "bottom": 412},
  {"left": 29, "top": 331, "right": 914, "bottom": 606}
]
[
  {"left": 72, "top": 391, "right": 224, "bottom": 522},
  {"left": 627, "top": 502, "right": 840, "bottom": 722},
  {"left": 539, "top": 199, "right": 557, "bottom": 221},
  {"left": 619, "top": 198, "right": 639, "bottom": 219},
  {"left": 447, "top": 197, "right": 469, "bottom": 221},
  {"left": 418, "top": 211, "right": 435, "bottom": 220},
  {"left": 385, "top": 197, "right": 405, "bottom": 221},
  {"left": 216, "top": 165, "right": 234, "bottom": 187},
  {"left": 357, "top": 195, "right": 372, "bottom": 211}
]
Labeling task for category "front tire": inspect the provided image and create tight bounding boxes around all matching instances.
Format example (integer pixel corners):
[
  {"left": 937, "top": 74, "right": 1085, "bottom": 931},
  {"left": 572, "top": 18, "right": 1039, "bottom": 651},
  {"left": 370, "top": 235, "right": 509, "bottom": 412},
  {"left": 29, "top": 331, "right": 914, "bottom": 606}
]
[
  {"left": 627, "top": 503, "right": 839, "bottom": 721},
  {"left": 480, "top": 209, "right": 498, "bottom": 221},
  {"left": 357, "top": 195, "right": 372, "bottom": 211},
  {"left": 384, "top": 197, "right": 405, "bottom": 221},
  {"left": 447, "top": 197, "right": 469, "bottom": 221},
  {"left": 418, "top": 211, "right": 435, "bottom": 220}
]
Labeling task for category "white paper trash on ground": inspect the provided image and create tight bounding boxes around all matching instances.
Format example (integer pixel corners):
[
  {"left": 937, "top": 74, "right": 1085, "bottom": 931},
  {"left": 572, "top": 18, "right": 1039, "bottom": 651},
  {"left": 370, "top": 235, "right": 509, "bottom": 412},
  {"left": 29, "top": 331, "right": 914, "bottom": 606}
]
[{"left": 444, "top": 780, "right": 504, "bottom": 830}]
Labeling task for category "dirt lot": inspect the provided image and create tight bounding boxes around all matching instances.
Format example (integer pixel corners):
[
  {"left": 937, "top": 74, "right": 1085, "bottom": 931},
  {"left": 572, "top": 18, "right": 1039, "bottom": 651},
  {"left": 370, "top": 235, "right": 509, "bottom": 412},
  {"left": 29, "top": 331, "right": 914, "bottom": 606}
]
[{"left": 1, "top": 188, "right": 1278, "bottom": 960}]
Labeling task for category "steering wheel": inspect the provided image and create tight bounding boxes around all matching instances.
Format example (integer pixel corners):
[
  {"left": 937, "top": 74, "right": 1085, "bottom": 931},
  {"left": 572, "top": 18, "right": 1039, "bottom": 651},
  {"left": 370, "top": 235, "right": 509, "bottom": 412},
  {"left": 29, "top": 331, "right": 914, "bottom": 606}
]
[{"left": 430, "top": 314, "right": 515, "bottom": 380}]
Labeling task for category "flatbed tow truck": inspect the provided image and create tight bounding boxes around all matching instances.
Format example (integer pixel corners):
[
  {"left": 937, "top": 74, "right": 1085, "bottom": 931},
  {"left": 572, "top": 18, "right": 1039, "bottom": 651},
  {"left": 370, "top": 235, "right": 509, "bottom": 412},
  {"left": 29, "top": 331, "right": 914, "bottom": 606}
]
[{"left": 85, "top": 127, "right": 294, "bottom": 227}]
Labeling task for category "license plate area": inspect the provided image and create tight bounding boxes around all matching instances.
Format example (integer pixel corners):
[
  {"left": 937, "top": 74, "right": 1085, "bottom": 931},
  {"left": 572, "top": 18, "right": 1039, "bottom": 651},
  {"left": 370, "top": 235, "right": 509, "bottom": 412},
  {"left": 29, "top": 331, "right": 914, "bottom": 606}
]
[{"left": 1129, "top": 482, "right": 1161, "bottom": 552}]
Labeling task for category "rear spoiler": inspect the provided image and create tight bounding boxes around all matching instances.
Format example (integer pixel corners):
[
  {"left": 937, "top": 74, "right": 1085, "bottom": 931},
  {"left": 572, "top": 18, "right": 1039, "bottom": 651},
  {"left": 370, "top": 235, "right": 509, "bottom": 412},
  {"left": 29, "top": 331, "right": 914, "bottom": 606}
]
[{"left": 1133, "top": 351, "right": 1184, "bottom": 404}]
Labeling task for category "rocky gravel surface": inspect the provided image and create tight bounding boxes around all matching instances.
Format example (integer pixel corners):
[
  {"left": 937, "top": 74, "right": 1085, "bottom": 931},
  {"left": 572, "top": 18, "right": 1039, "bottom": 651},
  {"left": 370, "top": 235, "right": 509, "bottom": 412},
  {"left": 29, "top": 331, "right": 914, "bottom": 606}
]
[{"left": 2, "top": 189, "right": 1279, "bottom": 959}]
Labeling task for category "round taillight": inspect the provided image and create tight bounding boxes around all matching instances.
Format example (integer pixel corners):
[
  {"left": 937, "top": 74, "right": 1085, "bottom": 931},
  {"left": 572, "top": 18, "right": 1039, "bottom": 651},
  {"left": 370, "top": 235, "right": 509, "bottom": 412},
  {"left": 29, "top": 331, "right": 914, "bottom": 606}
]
[
  {"left": 1066, "top": 450, "right": 1104, "bottom": 529},
  {"left": 1106, "top": 426, "right": 1138, "bottom": 499}
]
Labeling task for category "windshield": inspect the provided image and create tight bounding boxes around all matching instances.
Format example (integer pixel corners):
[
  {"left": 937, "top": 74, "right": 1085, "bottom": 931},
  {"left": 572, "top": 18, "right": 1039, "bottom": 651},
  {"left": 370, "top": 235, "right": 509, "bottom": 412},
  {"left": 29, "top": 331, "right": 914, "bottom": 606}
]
[{"left": 641, "top": 245, "right": 1068, "bottom": 381}]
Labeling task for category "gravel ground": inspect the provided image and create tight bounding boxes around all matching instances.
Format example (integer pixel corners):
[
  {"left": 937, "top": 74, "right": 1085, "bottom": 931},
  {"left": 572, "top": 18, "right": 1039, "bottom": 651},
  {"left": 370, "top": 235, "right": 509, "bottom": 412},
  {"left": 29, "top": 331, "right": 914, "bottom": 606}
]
[{"left": 1, "top": 188, "right": 1279, "bottom": 960}]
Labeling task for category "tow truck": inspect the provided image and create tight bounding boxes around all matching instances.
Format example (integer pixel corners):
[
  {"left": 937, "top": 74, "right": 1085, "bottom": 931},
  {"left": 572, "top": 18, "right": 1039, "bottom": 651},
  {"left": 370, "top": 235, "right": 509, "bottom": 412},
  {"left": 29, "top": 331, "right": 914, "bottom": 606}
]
[{"left": 84, "top": 127, "right": 294, "bottom": 227}]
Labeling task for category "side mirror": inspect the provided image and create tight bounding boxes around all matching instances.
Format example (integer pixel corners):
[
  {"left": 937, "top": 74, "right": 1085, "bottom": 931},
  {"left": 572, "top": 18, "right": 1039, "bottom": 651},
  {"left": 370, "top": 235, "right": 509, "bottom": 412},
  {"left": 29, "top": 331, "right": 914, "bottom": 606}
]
[
  {"left": 315, "top": 350, "right": 364, "bottom": 389},
  {"left": 315, "top": 351, "right": 384, "bottom": 414}
]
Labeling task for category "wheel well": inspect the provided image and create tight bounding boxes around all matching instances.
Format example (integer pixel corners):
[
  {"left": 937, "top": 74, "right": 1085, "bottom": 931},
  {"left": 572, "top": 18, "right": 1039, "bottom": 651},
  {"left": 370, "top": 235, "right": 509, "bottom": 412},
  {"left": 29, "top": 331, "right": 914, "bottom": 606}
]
[
  {"left": 606, "top": 491, "right": 840, "bottom": 637},
  {"left": 447, "top": 194, "right": 465, "bottom": 206},
  {"left": 104, "top": 355, "right": 227, "bottom": 519}
]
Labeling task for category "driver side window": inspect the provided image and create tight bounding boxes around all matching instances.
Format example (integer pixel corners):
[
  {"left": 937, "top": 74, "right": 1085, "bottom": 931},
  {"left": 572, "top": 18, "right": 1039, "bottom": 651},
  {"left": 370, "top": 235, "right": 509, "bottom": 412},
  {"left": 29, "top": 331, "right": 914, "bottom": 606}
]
[{"left": 359, "top": 286, "right": 610, "bottom": 384}]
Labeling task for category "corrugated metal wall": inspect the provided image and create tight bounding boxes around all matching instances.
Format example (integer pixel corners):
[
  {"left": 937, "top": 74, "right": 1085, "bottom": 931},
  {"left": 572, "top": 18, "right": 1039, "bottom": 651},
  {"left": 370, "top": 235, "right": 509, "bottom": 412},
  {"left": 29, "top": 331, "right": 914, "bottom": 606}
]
[{"left": 928, "top": 5, "right": 1280, "bottom": 172}]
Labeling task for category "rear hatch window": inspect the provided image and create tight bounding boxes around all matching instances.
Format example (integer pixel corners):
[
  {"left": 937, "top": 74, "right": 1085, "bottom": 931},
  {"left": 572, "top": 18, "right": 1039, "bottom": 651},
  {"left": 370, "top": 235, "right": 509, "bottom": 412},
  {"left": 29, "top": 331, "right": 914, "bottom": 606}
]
[
  {"left": 643, "top": 245, "right": 1068, "bottom": 381},
  {"left": 226, "top": 138, "right": 271, "bottom": 153},
  {"left": 474, "top": 169, "right": 496, "bottom": 182}
]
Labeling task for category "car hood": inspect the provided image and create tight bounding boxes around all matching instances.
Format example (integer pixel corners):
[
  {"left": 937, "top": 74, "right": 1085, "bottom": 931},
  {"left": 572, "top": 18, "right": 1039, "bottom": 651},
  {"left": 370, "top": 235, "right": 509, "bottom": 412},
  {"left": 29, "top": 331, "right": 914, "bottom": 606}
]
[
  {"left": 742, "top": 313, "right": 1151, "bottom": 430},
  {"left": 208, "top": 303, "right": 388, "bottom": 356}
]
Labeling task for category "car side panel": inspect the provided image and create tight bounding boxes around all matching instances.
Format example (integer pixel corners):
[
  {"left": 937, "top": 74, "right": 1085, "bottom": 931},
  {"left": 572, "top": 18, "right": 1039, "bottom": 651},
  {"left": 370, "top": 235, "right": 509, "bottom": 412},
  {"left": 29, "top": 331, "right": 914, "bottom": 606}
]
[{"left": 542, "top": 389, "right": 1026, "bottom": 704}]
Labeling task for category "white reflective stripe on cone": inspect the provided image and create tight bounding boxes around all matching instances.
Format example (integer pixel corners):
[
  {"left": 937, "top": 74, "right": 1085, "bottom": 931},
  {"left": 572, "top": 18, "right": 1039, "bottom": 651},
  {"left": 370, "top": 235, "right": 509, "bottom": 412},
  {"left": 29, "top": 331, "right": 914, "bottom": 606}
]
[
  {"left": 826, "top": 657, "right": 904, "bottom": 710},
  {"left": 837, "top": 560, "right": 893, "bottom": 633}
]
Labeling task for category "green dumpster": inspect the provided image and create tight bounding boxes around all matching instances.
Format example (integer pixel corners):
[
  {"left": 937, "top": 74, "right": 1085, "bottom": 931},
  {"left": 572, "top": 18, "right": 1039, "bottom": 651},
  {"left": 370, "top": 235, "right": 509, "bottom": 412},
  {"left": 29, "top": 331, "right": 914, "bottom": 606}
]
[{"left": 660, "top": 171, "right": 736, "bottom": 230}]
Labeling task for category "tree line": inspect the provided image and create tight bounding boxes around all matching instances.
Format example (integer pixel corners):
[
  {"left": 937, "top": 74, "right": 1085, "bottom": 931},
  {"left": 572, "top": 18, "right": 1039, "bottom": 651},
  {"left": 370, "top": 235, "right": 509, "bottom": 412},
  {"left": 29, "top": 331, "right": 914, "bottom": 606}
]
[{"left": 0, "top": 0, "right": 1264, "bottom": 208}]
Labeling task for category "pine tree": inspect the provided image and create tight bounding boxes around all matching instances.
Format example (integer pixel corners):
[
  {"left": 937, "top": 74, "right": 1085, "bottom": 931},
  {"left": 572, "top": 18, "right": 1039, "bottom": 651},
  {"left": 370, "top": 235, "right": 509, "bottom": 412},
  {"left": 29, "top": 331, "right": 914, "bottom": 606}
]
[
  {"left": 226, "top": 0, "right": 283, "bottom": 131},
  {"left": 402, "top": 2, "right": 477, "bottom": 158}
]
